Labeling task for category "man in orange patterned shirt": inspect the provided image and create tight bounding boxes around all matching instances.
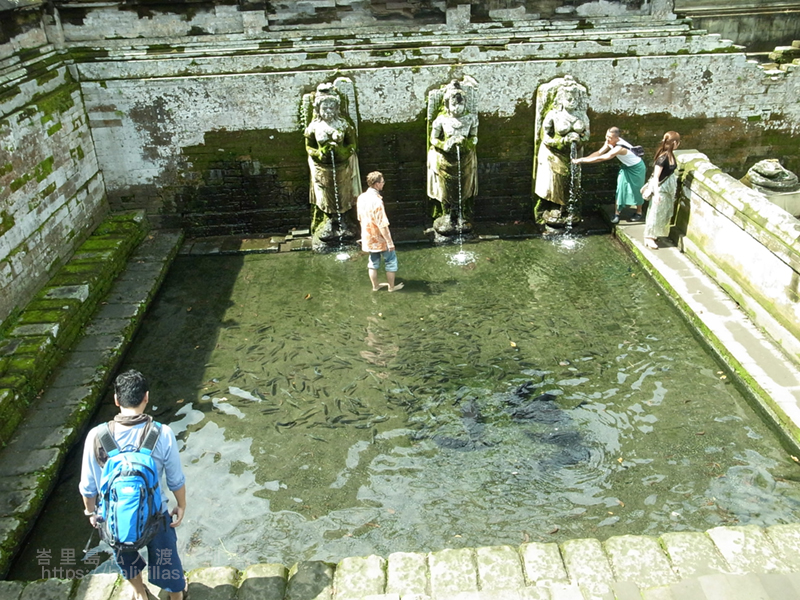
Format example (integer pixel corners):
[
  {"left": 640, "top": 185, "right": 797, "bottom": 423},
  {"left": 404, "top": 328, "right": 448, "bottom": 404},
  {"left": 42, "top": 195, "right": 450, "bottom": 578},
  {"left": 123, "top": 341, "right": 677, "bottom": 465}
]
[{"left": 357, "top": 171, "right": 404, "bottom": 292}]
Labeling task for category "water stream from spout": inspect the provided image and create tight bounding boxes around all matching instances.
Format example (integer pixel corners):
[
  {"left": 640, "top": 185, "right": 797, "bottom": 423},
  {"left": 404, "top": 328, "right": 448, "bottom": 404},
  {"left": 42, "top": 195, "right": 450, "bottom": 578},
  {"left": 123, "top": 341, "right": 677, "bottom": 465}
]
[
  {"left": 330, "top": 147, "right": 349, "bottom": 261},
  {"left": 557, "top": 141, "right": 583, "bottom": 251},
  {"left": 450, "top": 143, "right": 475, "bottom": 266}
]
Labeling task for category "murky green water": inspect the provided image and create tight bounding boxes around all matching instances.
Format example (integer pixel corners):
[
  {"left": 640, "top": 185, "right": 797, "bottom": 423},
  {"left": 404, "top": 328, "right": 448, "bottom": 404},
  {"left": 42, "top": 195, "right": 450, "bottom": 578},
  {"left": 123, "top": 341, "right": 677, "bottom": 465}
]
[{"left": 12, "top": 236, "right": 800, "bottom": 579}]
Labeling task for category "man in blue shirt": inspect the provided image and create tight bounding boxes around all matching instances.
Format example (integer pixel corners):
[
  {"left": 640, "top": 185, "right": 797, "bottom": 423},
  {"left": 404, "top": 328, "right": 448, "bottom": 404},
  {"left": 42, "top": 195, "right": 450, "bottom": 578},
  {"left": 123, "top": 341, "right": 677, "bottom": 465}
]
[{"left": 79, "top": 369, "right": 187, "bottom": 600}]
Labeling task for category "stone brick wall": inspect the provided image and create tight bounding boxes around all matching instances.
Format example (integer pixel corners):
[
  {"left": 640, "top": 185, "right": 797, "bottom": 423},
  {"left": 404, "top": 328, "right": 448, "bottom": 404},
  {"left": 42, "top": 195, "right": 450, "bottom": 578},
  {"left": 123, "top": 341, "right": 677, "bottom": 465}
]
[
  {"left": 675, "top": 149, "right": 800, "bottom": 366},
  {"left": 0, "top": 8, "right": 108, "bottom": 323},
  {"left": 66, "top": 18, "right": 800, "bottom": 237}
]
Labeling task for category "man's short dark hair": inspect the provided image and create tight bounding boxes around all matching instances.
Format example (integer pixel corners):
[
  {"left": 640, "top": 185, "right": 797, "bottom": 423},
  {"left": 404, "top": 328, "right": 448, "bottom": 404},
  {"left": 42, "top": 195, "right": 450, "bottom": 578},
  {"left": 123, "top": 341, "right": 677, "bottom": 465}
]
[
  {"left": 114, "top": 369, "right": 149, "bottom": 408},
  {"left": 366, "top": 171, "right": 384, "bottom": 187}
]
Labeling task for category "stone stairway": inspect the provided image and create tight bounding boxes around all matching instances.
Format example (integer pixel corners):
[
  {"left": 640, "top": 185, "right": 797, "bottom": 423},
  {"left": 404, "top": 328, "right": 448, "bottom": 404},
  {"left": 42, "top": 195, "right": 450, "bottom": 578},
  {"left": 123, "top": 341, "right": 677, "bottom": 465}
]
[{"left": 3, "top": 524, "right": 800, "bottom": 599}]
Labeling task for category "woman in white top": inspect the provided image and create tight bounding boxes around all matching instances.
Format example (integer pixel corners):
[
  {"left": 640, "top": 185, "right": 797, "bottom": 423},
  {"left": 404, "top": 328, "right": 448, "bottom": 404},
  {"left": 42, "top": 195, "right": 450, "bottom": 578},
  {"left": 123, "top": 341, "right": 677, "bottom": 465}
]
[{"left": 572, "top": 127, "right": 646, "bottom": 224}]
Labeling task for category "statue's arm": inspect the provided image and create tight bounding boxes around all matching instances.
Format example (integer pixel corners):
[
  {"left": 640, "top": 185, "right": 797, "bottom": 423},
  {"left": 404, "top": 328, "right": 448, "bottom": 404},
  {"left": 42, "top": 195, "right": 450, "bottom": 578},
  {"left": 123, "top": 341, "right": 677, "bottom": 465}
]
[{"left": 430, "top": 118, "right": 445, "bottom": 150}]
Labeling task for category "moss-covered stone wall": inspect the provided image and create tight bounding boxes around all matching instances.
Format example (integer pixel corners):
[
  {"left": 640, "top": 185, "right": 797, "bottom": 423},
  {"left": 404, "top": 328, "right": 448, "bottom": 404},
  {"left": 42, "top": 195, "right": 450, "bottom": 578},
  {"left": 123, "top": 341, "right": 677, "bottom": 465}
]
[{"left": 0, "top": 8, "right": 109, "bottom": 324}]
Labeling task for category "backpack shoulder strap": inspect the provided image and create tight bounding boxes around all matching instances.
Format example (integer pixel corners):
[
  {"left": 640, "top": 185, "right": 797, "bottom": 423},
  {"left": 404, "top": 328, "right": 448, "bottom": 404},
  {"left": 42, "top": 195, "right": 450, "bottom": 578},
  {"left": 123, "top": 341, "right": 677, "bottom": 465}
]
[
  {"left": 139, "top": 421, "right": 162, "bottom": 455},
  {"left": 97, "top": 422, "right": 120, "bottom": 461}
]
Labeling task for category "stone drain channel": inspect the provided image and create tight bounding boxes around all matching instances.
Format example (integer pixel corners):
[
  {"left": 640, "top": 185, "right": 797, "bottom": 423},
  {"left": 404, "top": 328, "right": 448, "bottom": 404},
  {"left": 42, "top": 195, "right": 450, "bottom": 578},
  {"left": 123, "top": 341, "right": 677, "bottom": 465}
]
[{"left": 3, "top": 223, "right": 800, "bottom": 599}]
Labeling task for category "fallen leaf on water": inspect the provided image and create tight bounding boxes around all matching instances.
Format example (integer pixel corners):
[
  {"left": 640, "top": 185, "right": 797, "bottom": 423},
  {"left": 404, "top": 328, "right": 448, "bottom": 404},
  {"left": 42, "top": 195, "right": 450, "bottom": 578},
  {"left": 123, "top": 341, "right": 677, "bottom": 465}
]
[
  {"left": 792, "top": 455, "right": 800, "bottom": 463},
  {"left": 548, "top": 526, "right": 559, "bottom": 534},
  {"left": 618, "top": 500, "right": 625, "bottom": 507},
  {"left": 522, "top": 531, "right": 530, "bottom": 543},
  {"left": 304, "top": 294, "right": 312, "bottom": 300},
  {"left": 453, "top": 534, "right": 462, "bottom": 538},
  {"left": 177, "top": 399, "right": 184, "bottom": 404},
  {"left": 617, "top": 457, "right": 623, "bottom": 463},
  {"left": 187, "top": 307, "right": 192, "bottom": 312},
  {"left": 696, "top": 431, "right": 706, "bottom": 435},
  {"left": 387, "top": 508, "right": 395, "bottom": 514},
  {"left": 510, "top": 341, "right": 517, "bottom": 347},
  {"left": 365, "top": 522, "right": 380, "bottom": 528}
]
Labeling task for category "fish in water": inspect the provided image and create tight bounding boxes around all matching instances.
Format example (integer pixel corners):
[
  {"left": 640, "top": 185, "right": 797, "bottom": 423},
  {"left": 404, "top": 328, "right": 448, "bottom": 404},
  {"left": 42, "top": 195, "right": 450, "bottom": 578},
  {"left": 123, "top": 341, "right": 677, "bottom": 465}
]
[
  {"left": 432, "top": 398, "right": 492, "bottom": 451},
  {"left": 529, "top": 429, "right": 592, "bottom": 469}
]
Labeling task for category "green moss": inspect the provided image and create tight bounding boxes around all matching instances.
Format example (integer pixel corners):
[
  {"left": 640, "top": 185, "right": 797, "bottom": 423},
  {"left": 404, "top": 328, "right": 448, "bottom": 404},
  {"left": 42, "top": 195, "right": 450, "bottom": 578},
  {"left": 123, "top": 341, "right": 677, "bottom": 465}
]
[
  {"left": 0, "top": 85, "right": 22, "bottom": 105},
  {"left": 35, "top": 68, "right": 59, "bottom": 87},
  {"left": 146, "top": 44, "right": 185, "bottom": 55},
  {"left": 0, "top": 211, "right": 14, "bottom": 236},
  {"left": 9, "top": 176, "right": 27, "bottom": 192},
  {"left": 39, "top": 182, "right": 57, "bottom": 200},
  {"left": 32, "top": 82, "right": 78, "bottom": 118},
  {"left": 0, "top": 163, "right": 12, "bottom": 177},
  {"left": 35, "top": 156, "right": 54, "bottom": 182},
  {"left": 46, "top": 122, "right": 62, "bottom": 136}
]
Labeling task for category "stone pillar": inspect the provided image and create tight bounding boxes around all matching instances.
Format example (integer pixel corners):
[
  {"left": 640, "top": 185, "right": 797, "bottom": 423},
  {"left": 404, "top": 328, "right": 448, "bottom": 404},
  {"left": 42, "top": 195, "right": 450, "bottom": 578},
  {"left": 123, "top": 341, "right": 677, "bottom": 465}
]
[
  {"left": 650, "top": 0, "right": 676, "bottom": 20},
  {"left": 446, "top": 3, "right": 471, "bottom": 29}
]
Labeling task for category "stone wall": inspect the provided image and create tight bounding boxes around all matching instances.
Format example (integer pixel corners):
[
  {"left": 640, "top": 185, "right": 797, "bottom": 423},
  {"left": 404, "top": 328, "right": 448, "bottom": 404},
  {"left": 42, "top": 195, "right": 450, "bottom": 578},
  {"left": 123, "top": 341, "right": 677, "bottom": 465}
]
[
  {"left": 64, "top": 14, "right": 800, "bottom": 237},
  {"left": 674, "top": 149, "right": 800, "bottom": 366},
  {"left": 674, "top": 0, "right": 800, "bottom": 51},
  {"left": 0, "top": 6, "right": 108, "bottom": 324}
]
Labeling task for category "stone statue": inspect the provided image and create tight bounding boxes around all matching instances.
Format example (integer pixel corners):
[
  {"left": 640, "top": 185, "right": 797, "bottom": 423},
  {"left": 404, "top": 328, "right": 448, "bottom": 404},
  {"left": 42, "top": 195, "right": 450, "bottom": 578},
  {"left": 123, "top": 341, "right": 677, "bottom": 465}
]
[
  {"left": 301, "top": 78, "right": 362, "bottom": 250},
  {"left": 427, "top": 76, "right": 479, "bottom": 242},
  {"left": 533, "top": 76, "right": 590, "bottom": 225},
  {"left": 741, "top": 159, "right": 800, "bottom": 194}
]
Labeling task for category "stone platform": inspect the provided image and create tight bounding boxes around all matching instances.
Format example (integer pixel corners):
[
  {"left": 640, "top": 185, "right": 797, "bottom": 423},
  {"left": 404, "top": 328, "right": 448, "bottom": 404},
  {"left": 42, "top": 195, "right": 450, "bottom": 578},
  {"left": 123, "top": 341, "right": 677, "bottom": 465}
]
[{"left": 3, "top": 523, "right": 800, "bottom": 599}]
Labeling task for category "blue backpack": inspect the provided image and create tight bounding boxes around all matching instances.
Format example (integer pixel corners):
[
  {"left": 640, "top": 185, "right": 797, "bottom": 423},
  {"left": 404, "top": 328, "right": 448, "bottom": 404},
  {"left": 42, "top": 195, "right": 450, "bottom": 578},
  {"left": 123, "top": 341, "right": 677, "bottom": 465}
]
[{"left": 96, "top": 420, "right": 163, "bottom": 552}]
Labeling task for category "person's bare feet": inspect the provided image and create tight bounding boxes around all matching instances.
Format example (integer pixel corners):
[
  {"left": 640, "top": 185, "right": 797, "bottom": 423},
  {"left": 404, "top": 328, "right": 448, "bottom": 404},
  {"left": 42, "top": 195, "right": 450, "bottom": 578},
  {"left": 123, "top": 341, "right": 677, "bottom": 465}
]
[
  {"left": 372, "top": 283, "right": 390, "bottom": 292},
  {"left": 388, "top": 282, "right": 404, "bottom": 292},
  {"left": 644, "top": 238, "right": 658, "bottom": 250}
]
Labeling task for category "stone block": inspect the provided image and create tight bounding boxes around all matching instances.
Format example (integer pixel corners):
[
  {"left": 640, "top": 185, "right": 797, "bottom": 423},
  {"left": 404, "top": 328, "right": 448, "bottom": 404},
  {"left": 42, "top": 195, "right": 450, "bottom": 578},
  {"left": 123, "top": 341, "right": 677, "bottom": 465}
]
[
  {"left": 560, "top": 538, "right": 613, "bottom": 599},
  {"left": 545, "top": 582, "right": 585, "bottom": 599},
  {"left": 239, "top": 563, "right": 288, "bottom": 600},
  {"left": 18, "top": 578, "right": 74, "bottom": 600},
  {"left": 0, "top": 486, "right": 40, "bottom": 520},
  {"left": 73, "top": 573, "right": 118, "bottom": 600},
  {"left": 660, "top": 531, "right": 730, "bottom": 578},
  {"left": 386, "top": 551, "right": 428, "bottom": 597},
  {"left": 604, "top": 535, "right": 678, "bottom": 588},
  {"left": 285, "top": 561, "right": 334, "bottom": 600},
  {"left": 475, "top": 545, "right": 525, "bottom": 591},
  {"left": 0, "top": 582, "right": 25, "bottom": 600},
  {"left": 333, "top": 554, "right": 386, "bottom": 599},
  {"left": 696, "top": 573, "right": 772, "bottom": 599},
  {"left": 428, "top": 548, "right": 477, "bottom": 597},
  {"left": 0, "top": 446, "right": 61, "bottom": 478},
  {"left": 765, "top": 523, "right": 800, "bottom": 571},
  {"left": 187, "top": 566, "right": 239, "bottom": 600},
  {"left": 520, "top": 542, "right": 568, "bottom": 585},
  {"left": 706, "top": 525, "right": 789, "bottom": 574}
]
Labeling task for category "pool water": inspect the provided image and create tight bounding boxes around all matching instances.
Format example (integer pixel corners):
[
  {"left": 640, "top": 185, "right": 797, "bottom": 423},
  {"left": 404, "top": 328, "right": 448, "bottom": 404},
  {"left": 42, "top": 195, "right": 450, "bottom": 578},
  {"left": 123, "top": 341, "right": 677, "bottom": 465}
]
[{"left": 11, "top": 236, "right": 800, "bottom": 578}]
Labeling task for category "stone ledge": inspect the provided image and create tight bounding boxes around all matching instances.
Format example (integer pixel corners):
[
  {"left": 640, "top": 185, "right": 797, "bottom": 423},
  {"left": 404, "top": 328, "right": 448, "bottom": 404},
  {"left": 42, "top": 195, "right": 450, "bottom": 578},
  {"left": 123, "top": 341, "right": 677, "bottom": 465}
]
[
  {"left": 4, "top": 525, "right": 800, "bottom": 599},
  {"left": 0, "top": 229, "right": 183, "bottom": 578},
  {"left": 0, "top": 210, "right": 149, "bottom": 446}
]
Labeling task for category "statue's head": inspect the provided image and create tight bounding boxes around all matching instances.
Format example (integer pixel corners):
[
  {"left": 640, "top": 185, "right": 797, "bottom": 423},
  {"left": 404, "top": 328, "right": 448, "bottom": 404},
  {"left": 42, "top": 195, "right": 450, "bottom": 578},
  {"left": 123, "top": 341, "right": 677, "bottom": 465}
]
[
  {"left": 555, "top": 77, "right": 587, "bottom": 113},
  {"left": 314, "top": 84, "right": 341, "bottom": 122},
  {"left": 443, "top": 81, "right": 467, "bottom": 117},
  {"left": 753, "top": 159, "right": 791, "bottom": 180}
]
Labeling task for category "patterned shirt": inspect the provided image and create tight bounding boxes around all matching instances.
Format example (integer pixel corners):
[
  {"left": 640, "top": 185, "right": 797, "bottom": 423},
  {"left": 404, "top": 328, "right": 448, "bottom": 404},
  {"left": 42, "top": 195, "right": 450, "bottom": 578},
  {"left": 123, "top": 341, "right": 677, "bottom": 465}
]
[{"left": 357, "top": 187, "right": 392, "bottom": 252}]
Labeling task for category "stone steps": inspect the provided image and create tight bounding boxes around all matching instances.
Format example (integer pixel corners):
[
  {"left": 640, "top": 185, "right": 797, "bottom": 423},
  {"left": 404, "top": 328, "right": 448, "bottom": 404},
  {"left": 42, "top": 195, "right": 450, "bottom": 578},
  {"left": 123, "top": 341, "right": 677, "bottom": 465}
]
[
  {"left": 0, "top": 227, "right": 183, "bottom": 578},
  {"left": 4, "top": 524, "right": 800, "bottom": 600}
]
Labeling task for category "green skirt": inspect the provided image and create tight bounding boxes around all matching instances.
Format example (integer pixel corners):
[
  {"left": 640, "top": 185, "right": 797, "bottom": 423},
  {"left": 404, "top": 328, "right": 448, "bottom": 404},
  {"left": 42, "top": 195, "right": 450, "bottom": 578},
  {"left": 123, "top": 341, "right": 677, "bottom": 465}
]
[{"left": 616, "top": 161, "right": 646, "bottom": 208}]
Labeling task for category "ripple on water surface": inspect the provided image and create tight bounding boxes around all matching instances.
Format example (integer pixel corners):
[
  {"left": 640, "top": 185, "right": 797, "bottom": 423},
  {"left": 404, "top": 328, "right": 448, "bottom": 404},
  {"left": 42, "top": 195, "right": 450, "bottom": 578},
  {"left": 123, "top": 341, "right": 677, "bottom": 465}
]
[{"left": 11, "top": 237, "right": 800, "bottom": 578}]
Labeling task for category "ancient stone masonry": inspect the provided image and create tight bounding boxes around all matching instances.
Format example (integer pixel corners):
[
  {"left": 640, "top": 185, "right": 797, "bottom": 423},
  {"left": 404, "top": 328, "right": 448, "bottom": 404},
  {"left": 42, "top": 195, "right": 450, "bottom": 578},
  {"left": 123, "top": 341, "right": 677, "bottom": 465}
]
[
  {"left": 2, "top": 0, "right": 800, "bottom": 307},
  {"left": 1, "top": 5, "right": 108, "bottom": 324}
]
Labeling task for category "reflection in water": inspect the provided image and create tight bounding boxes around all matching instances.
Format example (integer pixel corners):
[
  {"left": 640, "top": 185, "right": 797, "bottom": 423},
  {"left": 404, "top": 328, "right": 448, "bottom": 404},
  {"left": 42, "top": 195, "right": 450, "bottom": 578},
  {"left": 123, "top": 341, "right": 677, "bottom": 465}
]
[{"left": 11, "top": 238, "right": 800, "bottom": 579}]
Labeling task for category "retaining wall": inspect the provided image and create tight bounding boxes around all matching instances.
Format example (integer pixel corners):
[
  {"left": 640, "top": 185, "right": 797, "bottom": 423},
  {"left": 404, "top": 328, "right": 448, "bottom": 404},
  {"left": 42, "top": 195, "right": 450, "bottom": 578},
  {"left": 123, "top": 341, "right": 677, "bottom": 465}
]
[
  {"left": 0, "top": 7, "right": 108, "bottom": 323},
  {"left": 675, "top": 149, "right": 800, "bottom": 368}
]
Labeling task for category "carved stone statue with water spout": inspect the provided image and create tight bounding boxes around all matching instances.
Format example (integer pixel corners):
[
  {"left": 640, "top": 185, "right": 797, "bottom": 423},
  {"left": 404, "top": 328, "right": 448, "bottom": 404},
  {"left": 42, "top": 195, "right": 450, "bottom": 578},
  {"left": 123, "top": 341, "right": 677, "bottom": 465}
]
[
  {"left": 533, "top": 76, "right": 590, "bottom": 226},
  {"left": 427, "top": 77, "right": 479, "bottom": 243},
  {"left": 302, "top": 78, "right": 362, "bottom": 251}
]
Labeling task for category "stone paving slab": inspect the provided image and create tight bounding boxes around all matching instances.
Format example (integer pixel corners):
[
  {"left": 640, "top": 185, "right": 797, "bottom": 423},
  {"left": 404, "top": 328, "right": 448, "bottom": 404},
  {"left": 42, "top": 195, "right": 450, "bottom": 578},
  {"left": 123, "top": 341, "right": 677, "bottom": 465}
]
[
  {"left": 604, "top": 534, "right": 678, "bottom": 588},
  {"left": 706, "top": 525, "right": 789, "bottom": 574},
  {"left": 560, "top": 538, "right": 614, "bottom": 599},
  {"left": 238, "top": 563, "right": 288, "bottom": 600},
  {"left": 333, "top": 555, "right": 386, "bottom": 600},
  {"left": 428, "top": 548, "right": 478, "bottom": 598},
  {"left": 386, "top": 552, "right": 428, "bottom": 597},
  {"left": 475, "top": 545, "right": 525, "bottom": 592},
  {"left": 660, "top": 531, "right": 730, "bottom": 579},
  {"left": 520, "top": 542, "right": 568, "bottom": 586}
]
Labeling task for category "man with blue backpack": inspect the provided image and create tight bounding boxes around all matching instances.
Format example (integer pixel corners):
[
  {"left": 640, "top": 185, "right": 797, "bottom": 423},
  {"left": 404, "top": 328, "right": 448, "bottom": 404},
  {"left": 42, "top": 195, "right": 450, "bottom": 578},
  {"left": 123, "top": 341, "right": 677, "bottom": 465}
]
[{"left": 79, "top": 369, "right": 187, "bottom": 600}]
